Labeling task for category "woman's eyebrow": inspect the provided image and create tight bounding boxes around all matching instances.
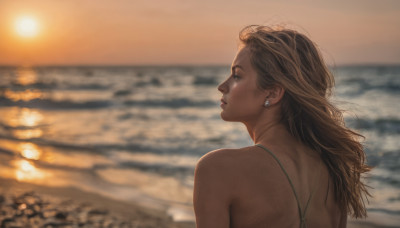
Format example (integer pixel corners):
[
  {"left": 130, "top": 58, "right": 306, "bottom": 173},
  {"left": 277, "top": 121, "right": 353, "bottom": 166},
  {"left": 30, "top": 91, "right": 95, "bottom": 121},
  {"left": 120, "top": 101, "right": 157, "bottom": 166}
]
[{"left": 231, "top": 65, "right": 244, "bottom": 72}]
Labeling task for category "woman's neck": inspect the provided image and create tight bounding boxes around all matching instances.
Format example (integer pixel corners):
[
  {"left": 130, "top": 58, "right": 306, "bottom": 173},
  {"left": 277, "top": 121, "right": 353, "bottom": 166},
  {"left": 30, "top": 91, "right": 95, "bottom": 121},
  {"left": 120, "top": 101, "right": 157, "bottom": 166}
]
[{"left": 245, "top": 118, "right": 290, "bottom": 145}]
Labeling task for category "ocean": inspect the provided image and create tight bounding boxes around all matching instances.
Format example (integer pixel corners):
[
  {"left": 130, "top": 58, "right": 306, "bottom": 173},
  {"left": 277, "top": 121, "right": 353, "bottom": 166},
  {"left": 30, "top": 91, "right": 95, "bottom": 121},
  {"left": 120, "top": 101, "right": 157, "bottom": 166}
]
[{"left": 0, "top": 65, "right": 399, "bottom": 226}]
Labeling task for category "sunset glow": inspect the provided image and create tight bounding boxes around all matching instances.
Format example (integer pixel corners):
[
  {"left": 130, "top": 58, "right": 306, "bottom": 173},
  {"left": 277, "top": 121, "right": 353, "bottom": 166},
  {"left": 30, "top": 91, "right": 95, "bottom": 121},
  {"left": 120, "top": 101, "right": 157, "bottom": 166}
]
[
  {"left": 15, "top": 16, "right": 39, "bottom": 38},
  {"left": 0, "top": 0, "right": 399, "bottom": 65}
]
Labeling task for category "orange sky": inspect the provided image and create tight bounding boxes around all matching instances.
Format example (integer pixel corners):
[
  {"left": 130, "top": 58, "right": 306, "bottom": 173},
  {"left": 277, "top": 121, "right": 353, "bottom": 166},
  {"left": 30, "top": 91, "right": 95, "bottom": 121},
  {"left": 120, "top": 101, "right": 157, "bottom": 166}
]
[{"left": 0, "top": 0, "right": 399, "bottom": 66}]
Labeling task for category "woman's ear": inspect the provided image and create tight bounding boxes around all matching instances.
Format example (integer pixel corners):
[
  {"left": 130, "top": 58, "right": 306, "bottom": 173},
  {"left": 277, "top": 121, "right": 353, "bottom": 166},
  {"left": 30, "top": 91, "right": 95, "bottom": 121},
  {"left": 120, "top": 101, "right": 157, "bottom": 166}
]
[{"left": 264, "top": 84, "right": 285, "bottom": 105}]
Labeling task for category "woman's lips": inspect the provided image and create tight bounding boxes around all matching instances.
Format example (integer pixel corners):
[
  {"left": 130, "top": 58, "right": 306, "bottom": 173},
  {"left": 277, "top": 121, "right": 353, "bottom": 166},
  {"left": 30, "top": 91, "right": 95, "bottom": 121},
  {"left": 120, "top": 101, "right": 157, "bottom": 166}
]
[{"left": 220, "top": 98, "right": 227, "bottom": 107}]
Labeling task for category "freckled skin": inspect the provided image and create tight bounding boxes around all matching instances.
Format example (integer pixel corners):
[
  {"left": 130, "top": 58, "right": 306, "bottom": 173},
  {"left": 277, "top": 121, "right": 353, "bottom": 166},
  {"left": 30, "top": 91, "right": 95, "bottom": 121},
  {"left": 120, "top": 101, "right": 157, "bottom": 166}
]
[{"left": 193, "top": 47, "right": 346, "bottom": 228}]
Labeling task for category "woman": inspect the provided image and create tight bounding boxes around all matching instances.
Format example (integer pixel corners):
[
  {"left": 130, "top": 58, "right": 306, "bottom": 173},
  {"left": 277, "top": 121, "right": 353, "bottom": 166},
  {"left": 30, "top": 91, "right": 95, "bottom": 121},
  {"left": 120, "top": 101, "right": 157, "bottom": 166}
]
[{"left": 193, "top": 25, "right": 371, "bottom": 228}]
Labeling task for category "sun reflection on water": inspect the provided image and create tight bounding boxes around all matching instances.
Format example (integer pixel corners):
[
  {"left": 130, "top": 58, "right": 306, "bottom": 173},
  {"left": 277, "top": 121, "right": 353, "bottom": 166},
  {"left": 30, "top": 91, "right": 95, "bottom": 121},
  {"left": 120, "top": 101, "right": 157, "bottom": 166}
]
[
  {"left": 14, "top": 159, "right": 46, "bottom": 181},
  {"left": 19, "top": 142, "right": 41, "bottom": 160},
  {"left": 15, "top": 68, "right": 37, "bottom": 86},
  {"left": 4, "top": 108, "right": 45, "bottom": 139},
  {"left": 19, "top": 108, "right": 43, "bottom": 127},
  {"left": 4, "top": 89, "right": 43, "bottom": 101},
  {"left": 6, "top": 108, "right": 43, "bottom": 127},
  {"left": 13, "top": 129, "right": 43, "bottom": 139}
]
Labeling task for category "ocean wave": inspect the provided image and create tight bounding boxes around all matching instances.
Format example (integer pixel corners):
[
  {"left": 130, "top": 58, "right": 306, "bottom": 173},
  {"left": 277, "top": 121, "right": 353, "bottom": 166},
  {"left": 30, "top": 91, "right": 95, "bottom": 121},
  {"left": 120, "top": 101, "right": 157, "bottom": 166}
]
[
  {"left": 117, "top": 112, "right": 149, "bottom": 120},
  {"left": 0, "top": 136, "right": 194, "bottom": 178},
  {"left": 0, "top": 134, "right": 196, "bottom": 163},
  {"left": 0, "top": 147, "right": 15, "bottom": 156},
  {"left": 345, "top": 118, "right": 400, "bottom": 134},
  {"left": 0, "top": 134, "right": 207, "bottom": 158},
  {"left": 95, "top": 143, "right": 207, "bottom": 156},
  {"left": 4, "top": 81, "right": 111, "bottom": 91},
  {"left": 368, "top": 208, "right": 400, "bottom": 216},
  {"left": 0, "top": 121, "right": 44, "bottom": 130},
  {"left": 135, "top": 77, "right": 162, "bottom": 87},
  {"left": 339, "top": 77, "right": 400, "bottom": 96},
  {"left": 367, "top": 150, "right": 400, "bottom": 171},
  {"left": 335, "top": 65, "right": 400, "bottom": 74},
  {"left": 8, "top": 81, "right": 57, "bottom": 89},
  {"left": 64, "top": 83, "right": 111, "bottom": 90},
  {"left": 113, "top": 89, "right": 132, "bottom": 97},
  {"left": 0, "top": 134, "right": 98, "bottom": 153},
  {"left": 118, "top": 161, "right": 194, "bottom": 177},
  {"left": 370, "top": 175, "right": 400, "bottom": 187},
  {"left": 193, "top": 76, "right": 218, "bottom": 85},
  {"left": 124, "top": 98, "right": 216, "bottom": 108},
  {"left": 0, "top": 96, "right": 112, "bottom": 110}
]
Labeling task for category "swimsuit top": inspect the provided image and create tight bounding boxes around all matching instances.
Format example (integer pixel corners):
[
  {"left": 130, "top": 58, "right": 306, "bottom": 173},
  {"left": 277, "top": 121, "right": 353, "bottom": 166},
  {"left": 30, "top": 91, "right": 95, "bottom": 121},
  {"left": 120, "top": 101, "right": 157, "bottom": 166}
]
[{"left": 255, "top": 144, "right": 320, "bottom": 228}]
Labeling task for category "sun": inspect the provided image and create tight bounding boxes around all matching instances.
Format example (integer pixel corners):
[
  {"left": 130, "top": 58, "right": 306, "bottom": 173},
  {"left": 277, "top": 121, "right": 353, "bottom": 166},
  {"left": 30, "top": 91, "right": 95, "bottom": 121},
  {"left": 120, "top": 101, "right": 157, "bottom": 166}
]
[{"left": 15, "top": 16, "right": 39, "bottom": 38}]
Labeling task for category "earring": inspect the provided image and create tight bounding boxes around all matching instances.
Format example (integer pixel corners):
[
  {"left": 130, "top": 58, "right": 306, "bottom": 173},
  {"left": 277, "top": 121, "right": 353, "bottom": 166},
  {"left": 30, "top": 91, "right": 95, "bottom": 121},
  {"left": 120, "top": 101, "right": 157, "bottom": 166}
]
[{"left": 264, "top": 100, "right": 270, "bottom": 107}]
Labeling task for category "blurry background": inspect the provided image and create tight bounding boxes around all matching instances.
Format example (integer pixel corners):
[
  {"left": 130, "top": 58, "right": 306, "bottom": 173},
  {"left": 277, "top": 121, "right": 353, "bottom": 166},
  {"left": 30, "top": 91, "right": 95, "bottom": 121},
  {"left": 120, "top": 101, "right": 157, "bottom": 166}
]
[{"left": 0, "top": 0, "right": 399, "bottom": 226}]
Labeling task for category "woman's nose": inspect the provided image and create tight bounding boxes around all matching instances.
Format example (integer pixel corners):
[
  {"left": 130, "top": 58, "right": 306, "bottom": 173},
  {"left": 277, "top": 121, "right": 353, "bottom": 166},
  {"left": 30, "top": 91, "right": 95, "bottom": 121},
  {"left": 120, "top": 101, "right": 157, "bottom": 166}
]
[{"left": 218, "top": 79, "right": 228, "bottom": 93}]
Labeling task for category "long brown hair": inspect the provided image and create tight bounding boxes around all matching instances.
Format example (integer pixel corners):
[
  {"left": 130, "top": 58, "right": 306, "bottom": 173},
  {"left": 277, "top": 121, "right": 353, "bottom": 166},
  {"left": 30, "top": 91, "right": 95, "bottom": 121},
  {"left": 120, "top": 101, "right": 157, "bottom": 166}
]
[{"left": 239, "top": 25, "right": 371, "bottom": 218}]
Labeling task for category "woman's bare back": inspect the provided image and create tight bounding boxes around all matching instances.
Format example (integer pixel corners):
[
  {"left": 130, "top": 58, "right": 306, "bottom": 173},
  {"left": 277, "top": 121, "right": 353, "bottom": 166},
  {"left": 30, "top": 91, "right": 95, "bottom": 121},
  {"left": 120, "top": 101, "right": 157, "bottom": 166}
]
[
  {"left": 226, "top": 143, "right": 346, "bottom": 228},
  {"left": 194, "top": 140, "right": 346, "bottom": 228}
]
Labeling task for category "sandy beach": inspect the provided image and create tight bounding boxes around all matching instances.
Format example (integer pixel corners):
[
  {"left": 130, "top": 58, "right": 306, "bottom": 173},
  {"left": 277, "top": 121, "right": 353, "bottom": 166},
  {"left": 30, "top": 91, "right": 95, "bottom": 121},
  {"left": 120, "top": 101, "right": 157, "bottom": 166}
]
[
  {"left": 1, "top": 177, "right": 399, "bottom": 227},
  {"left": 0, "top": 177, "right": 195, "bottom": 228}
]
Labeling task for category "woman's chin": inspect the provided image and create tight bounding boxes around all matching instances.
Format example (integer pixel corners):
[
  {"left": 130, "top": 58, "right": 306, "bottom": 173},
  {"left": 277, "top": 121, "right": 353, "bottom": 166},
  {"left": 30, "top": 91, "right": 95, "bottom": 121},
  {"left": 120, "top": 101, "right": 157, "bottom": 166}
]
[
  {"left": 220, "top": 111, "right": 228, "bottom": 121},
  {"left": 220, "top": 111, "right": 236, "bottom": 122}
]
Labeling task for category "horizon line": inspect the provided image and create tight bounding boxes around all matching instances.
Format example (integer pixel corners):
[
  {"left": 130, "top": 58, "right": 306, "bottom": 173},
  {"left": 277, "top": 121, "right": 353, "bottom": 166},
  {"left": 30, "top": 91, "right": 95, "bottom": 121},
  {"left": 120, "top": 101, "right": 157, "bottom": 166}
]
[{"left": 0, "top": 63, "right": 400, "bottom": 68}]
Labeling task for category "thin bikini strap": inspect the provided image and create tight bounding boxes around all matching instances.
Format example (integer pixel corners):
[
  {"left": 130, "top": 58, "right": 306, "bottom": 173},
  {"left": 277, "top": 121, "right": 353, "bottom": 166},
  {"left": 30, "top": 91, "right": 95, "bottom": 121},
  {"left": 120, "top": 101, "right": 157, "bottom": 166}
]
[
  {"left": 302, "top": 159, "right": 323, "bottom": 226},
  {"left": 255, "top": 144, "right": 318, "bottom": 228}
]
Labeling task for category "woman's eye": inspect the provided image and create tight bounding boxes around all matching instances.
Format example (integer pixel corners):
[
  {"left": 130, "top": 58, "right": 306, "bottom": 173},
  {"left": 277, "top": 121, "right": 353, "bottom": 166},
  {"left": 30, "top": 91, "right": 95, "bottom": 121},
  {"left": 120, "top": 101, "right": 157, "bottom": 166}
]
[{"left": 232, "top": 74, "right": 240, "bottom": 79}]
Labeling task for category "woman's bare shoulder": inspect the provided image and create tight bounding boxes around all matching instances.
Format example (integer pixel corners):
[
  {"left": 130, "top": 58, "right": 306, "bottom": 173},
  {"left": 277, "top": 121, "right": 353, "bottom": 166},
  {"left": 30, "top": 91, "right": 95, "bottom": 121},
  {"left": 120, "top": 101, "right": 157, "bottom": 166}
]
[
  {"left": 195, "top": 146, "right": 258, "bottom": 171},
  {"left": 196, "top": 148, "right": 235, "bottom": 169},
  {"left": 198, "top": 146, "right": 254, "bottom": 161},
  {"left": 194, "top": 147, "right": 253, "bottom": 193}
]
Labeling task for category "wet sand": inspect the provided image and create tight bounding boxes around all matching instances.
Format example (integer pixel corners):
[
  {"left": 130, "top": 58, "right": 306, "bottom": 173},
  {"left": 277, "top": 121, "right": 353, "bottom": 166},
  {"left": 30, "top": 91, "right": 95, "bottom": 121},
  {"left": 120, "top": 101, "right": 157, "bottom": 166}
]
[{"left": 0, "top": 177, "right": 195, "bottom": 228}]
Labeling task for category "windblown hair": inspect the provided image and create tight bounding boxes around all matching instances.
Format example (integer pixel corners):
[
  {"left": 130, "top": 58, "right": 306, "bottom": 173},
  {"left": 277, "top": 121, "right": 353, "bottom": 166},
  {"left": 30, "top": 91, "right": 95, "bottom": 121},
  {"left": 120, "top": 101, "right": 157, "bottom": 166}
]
[{"left": 239, "top": 25, "right": 371, "bottom": 218}]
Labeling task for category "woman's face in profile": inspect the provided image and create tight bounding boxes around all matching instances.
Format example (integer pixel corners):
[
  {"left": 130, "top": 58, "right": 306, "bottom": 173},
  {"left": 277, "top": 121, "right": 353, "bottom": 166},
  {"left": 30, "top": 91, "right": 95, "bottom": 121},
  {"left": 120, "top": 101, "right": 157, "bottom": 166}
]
[{"left": 218, "top": 46, "right": 267, "bottom": 123}]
